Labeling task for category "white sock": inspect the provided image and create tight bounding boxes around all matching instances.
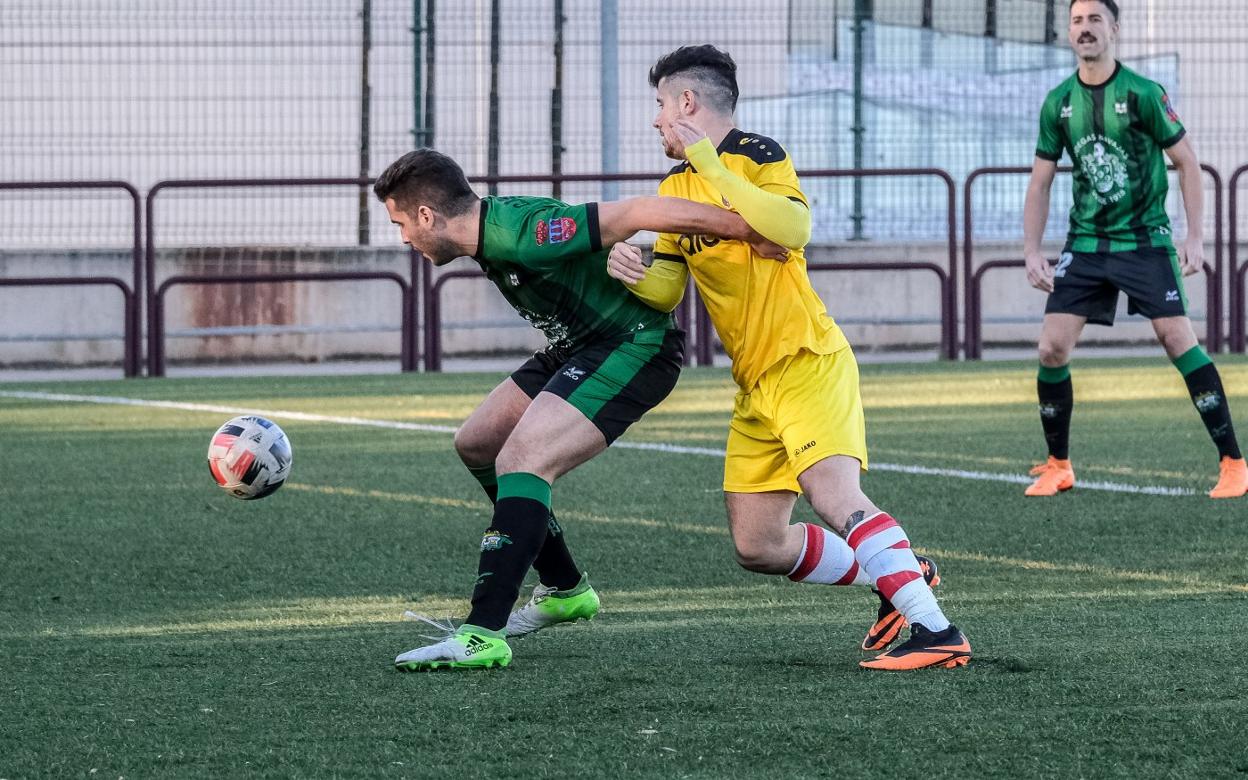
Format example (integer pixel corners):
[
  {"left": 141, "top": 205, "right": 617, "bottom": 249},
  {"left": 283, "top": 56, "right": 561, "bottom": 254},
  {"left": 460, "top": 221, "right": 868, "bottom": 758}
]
[
  {"left": 846, "top": 512, "right": 950, "bottom": 632},
  {"left": 786, "top": 522, "right": 871, "bottom": 586}
]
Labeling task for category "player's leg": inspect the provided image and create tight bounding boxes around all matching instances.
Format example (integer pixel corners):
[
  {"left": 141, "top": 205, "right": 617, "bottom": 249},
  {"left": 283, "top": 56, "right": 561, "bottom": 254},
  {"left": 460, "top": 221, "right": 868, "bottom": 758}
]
[
  {"left": 503, "top": 330, "right": 684, "bottom": 637},
  {"left": 394, "top": 392, "right": 608, "bottom": 671},
  {"left": 454, "top": 375, "right": 533, "bottom": 501},
  {"left": 796, "top": 455, "right": 966, "bottom": 670},
  {"left": 721, "top": 379, "right": 874, "bottom": 588},
  {"left": 1026, "top": 312, "right": 1086, "bottom": 495},
  {"left": 1117, "top": 247, "right": 1247, "bottom": 497},
  {"left": 1152, "top": 316, "right": 1247, "bottom": 497},
  {"left": 454, "top": 360, "right": 584, "bottom": 592},
  {"left": 763, "top": 348, "right": 965, "bottom": 669},
  {"left": 1028, "top": 250, "right": 1118, "bottom": 495}
]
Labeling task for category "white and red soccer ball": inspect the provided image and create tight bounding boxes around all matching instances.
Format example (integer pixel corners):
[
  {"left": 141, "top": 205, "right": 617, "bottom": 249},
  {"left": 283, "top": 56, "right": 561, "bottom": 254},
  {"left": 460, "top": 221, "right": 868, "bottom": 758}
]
[{"left": 207, "top": 415, "right": 293, "bottom": 500}]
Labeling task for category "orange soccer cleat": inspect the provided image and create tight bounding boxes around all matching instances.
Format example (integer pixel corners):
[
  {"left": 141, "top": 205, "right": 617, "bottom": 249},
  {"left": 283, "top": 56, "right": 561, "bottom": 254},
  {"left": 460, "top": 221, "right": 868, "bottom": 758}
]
[
  {"left": 1209, "top": 456, "right": 1248, "bottom": 499},
  {"left": 860, "top": 624, "right": 971, "bottom": 671},
  {"left": 1024, "top": 456, "right": 1075, "bottom": 496}
]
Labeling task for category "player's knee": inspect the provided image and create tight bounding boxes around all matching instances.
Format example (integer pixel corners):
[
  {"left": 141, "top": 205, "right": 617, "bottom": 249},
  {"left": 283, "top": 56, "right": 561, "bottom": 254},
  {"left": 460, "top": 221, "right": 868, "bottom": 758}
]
[
  {"left": 1155, "top": 323, "right": 1196, "bottom": 357},
  {"left": 1038, "top": 340, "right": 1070, "bottom": 367},
  {"left": 733, "top": 537, "right": 785, "bottom": 573},
  {"left": 454, "top": 425, "right": 496, "bottom": 466}
]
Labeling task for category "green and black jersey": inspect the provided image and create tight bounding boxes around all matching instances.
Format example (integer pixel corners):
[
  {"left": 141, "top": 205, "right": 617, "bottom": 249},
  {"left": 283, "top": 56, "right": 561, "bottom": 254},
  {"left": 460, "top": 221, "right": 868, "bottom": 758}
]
[
  {"left": 1036, "top": 62, "right": 1186, "bottom": 253},
  {"left": 473, "top": 195, "right": 676, "bottom": 354}
]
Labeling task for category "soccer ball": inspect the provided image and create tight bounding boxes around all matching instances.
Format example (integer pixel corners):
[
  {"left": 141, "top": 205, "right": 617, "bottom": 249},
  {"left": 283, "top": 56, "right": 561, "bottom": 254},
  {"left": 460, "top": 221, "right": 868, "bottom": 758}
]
[{"left": 207, "top": 415, "right": 293, "bottom": 500}]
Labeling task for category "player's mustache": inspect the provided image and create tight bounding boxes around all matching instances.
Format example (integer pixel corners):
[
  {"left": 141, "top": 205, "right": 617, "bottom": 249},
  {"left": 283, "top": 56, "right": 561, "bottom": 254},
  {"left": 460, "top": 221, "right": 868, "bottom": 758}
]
[{"left": 1078, "top": 34, "right": 1097, "bottom": 42}]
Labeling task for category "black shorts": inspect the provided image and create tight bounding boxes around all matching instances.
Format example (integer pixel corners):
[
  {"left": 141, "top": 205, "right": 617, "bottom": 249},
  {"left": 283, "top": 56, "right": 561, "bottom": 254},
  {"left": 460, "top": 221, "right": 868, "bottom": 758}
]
[
  {"left": 1045, "top": 246, "right": 1187, "bottom": 326},
  {"left": 511, "top": 329, "right": 685, "bottom": 444}
]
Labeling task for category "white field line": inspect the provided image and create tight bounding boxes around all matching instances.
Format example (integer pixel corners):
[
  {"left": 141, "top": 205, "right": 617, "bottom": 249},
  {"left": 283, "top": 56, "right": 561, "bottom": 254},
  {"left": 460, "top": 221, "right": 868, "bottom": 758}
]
[{"left": 0, "top": 389, "right": 1198, "bottom": 496}]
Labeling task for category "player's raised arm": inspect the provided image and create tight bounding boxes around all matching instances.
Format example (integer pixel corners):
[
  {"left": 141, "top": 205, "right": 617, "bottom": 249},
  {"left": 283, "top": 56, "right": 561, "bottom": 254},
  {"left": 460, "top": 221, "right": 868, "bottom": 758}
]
[
  {"left": 664, "top": 119, "right": 811, "bottom": 250},
  {"left": 1023, "top": 156, "right": 1059, "bottom": 292}
]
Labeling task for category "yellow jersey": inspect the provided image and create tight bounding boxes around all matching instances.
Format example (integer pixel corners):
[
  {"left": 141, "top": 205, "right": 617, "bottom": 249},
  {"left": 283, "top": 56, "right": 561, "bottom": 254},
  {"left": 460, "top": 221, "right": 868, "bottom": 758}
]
[{"left": 655, "top": 128, "right": 848, "bottom": 390}]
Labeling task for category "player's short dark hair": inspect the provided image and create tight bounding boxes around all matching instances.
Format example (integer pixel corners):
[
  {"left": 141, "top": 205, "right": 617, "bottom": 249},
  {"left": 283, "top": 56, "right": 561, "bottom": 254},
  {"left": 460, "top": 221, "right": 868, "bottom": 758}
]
[
  {"left": 1070, "top": 0, "right": 1119, "bottom": 20},
  {"left": 649, "top": 45, "right": 739, "bottom": 114},
  {"left": 374, "top": 149, "right": 477, "bottom": 217}
]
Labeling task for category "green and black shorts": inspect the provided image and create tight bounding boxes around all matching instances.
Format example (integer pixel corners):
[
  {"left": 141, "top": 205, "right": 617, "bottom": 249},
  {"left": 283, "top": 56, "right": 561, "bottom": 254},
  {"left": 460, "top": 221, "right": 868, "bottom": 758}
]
[
  {"left": 1045, "top": 246, "right": 1187, "bottom": 326},
  {"left": 511, "top": 328, "right": 685, "bottom": 444}
]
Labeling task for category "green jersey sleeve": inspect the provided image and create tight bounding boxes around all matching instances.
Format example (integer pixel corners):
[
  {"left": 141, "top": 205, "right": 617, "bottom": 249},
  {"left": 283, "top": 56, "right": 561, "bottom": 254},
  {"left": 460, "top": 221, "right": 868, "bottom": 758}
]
[
  {"left": 1036, "top": 92, "right": 1064, "bottom": 162},
  {"left": 1141, "top": 84, "right": 1186, "bottom": 149},
  {"left": 479, "top": 197, "right": 603, "bottom": 272}
]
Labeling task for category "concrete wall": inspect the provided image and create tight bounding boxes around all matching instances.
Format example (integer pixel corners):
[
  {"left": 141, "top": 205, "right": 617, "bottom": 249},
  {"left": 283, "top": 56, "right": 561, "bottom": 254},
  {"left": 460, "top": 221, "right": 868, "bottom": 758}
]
[{"left": 1, "top": 239, "right": 1219, "bottom": 368}]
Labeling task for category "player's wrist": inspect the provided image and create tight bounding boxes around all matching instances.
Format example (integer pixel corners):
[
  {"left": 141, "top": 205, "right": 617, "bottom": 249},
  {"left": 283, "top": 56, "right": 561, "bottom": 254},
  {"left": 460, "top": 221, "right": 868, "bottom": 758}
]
[{"left": 684, "top": 137, "right": 719, "bottom": 171}]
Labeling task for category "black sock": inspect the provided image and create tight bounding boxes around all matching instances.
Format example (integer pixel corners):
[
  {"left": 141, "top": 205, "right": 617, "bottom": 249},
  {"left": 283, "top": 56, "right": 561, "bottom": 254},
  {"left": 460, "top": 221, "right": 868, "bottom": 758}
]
[
  {"left": 466, "top": 462, "right": 499, "bottom": 504},
  {"left": 465, "top": 472, "right": 551, "bottom": 631},
  {"left": 1178, "top": 359, "right": 1242, "bottom": 460},
  {"left": 466, "top": 461, "right": 579, "bottom": 590},
  {"left": 531, "top": 513, "right": 582, "bottom": 591},
  {"left": 1037, "top": 364, "right": 1073, "bottom": 460}
]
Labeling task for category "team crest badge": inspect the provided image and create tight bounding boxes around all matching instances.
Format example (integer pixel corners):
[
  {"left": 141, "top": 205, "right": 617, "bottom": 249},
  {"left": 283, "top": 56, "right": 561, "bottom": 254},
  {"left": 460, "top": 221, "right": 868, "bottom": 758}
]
[
  {"left": 535, "top": 217, "right": 578, "bottom": 246},
  {"left": 1162, "top": 93, "right": 1181, "bottom": 124},
  {"left": 1079, "top": 139, "right": 1128, "bottom": 200}
]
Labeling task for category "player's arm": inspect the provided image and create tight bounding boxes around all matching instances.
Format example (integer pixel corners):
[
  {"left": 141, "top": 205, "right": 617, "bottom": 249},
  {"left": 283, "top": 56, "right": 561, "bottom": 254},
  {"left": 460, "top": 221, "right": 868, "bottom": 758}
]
[
  {"left": 680, "top": 134, "right": 811, "bottom": 250},
  {"left": 1023, "top": 157, "right": 1058, "bottom": 292},
  {"left": 1142, "top": 84, "right": 1200, "bottom": 275},
  {"left": 1164, "top": 137, "right": 1203, "bottom": 277},
  {"left": 607, "top": 239, "right": 689, "bottom": 313},
  {"left": 1166, "top": 136, "right": 1203, "bottom": 275},
  {"left": 1025, "top": 95, "right": 1064, "bottom": 292},
  {"left": 598, "top": 197, "right": 782, "bottom": 312},
  {"left": 596, "top": 195, "right": 773, "bottom": 251}
]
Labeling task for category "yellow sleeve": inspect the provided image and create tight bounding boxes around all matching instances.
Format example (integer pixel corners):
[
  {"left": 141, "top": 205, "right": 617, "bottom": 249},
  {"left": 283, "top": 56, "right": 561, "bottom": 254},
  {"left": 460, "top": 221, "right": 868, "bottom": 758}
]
[
  {"left": 685, "top": 137, "right": 811, "bottom": 250},
  {"left": 622, "top": 232, "right": 687, "bottom": 312},
  {"left": 627, "top": 258, "right": 688, "bottom": 313}
]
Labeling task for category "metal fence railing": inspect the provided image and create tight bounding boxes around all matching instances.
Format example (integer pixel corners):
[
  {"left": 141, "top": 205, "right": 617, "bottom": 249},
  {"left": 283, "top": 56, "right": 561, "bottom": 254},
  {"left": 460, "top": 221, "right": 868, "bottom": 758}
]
[
  {"left": 0, "top": 181, "right": 142, "bottom": 377},
  {"left": 12, "top": 163, "right": 1248, "bottom": 374},
  {"left": 963, "top": 165, "right": 1227, "bottom": 359},
  {"left": 144, "top": 178, "right": 420, "bottom": 377},
  {"left": 1227, "top": 165, "right": 1248, "bottom": 353}
]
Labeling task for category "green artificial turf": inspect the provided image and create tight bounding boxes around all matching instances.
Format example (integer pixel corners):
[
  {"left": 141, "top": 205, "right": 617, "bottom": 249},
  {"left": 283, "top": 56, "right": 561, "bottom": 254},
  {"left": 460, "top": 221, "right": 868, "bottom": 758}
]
[{"left": 2, "top": 358, "right": 1247, "bottom": 778}]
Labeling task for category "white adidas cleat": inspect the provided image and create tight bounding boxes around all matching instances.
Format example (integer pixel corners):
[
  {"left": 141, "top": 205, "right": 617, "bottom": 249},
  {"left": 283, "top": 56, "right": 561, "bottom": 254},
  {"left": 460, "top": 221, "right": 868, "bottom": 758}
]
[
  {"left": 394, "top": 621, "right": 511, "bottom": 671},
  {"left": 505, "top": 576, "right": 600, "bottom": 638}
]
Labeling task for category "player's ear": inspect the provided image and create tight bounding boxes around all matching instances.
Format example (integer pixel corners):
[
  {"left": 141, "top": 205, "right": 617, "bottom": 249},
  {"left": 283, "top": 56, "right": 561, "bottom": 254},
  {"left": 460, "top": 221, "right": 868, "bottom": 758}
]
[
  {"left": 416, "top": 204, "right": 436, "bottom": 227},
  {"left": 680, "top": 89, "right": 697, "bottom": 116}
]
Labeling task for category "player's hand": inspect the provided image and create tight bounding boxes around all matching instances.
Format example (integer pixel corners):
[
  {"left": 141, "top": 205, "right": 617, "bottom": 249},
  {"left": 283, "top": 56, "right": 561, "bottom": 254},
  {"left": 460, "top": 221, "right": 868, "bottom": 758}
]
[
  {"left": 1025, "top": 251, "right": 1054, "bottom": 293},
  {"left": 1178, "top": 236, "right": 1204, "bottom": 277},
  {"left": 606, "top": 242, "right": 647, "bottom": 286},
  {"left": 748, "top": 232, "right": 790, "bottom": 262},
  {"left": 659, "top": 119, "right": 708, "bottom": 159},
  {"left": 669, "top": 119, "right": 707, "bottom": 148}
]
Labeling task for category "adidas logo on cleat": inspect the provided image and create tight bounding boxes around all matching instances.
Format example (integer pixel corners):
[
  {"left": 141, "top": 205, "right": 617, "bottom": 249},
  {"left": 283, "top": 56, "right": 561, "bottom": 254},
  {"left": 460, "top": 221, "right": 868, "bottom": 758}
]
[{"left": 463, "top": 635, "right": 492, "bottom": 656}]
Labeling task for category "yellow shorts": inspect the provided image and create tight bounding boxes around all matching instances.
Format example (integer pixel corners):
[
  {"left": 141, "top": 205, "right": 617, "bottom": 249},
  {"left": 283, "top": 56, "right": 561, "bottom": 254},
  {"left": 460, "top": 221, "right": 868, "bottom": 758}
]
[{"left": 723, "top": 347, "right": 868, "bottom": 493}]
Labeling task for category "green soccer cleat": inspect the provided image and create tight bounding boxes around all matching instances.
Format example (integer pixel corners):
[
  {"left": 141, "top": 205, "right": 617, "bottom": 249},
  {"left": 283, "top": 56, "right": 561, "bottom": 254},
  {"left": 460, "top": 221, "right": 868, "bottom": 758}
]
[
  {"left": 505, "top": 575, "right": 600, "bottom": 638},
  {"left": 394, "top": 624, "right": 512, "bottom": 671}
]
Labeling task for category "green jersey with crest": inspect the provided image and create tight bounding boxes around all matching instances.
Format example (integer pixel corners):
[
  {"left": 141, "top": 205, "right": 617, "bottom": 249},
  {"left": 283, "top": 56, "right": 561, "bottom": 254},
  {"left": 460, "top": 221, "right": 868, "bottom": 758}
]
[
  {"left": 1035, "top": 62, "right": 1186, "bottom": 253},
  {"left": 473, "top": 195, "right": 676, "bottom": 354}
]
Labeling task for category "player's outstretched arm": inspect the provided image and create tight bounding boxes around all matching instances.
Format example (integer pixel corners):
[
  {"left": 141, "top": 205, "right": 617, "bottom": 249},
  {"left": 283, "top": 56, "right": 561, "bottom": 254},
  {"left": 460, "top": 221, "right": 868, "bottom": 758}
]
[
  {"left": 1166, "top": 136, "right": 1204, "bottom": 276},
  {"left": 1023, "top": 157, "right": 1058, "bottom": 292},
  {"left": 596, "top": 196, "right": 785, "bottom": 259},
  {"left": 678, "top": 136, "right": 811, "bottom": 251}
]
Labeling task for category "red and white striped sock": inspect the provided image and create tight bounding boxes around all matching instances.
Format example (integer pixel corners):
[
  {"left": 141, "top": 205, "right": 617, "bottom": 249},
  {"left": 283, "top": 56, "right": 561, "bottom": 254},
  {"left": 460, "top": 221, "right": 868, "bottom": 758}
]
[
  {"left": 786, "top": 522, "right": 872, "bottom": 586},
  {"left": 846, "top": 512, "right": 949, "bottom": 632}
]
